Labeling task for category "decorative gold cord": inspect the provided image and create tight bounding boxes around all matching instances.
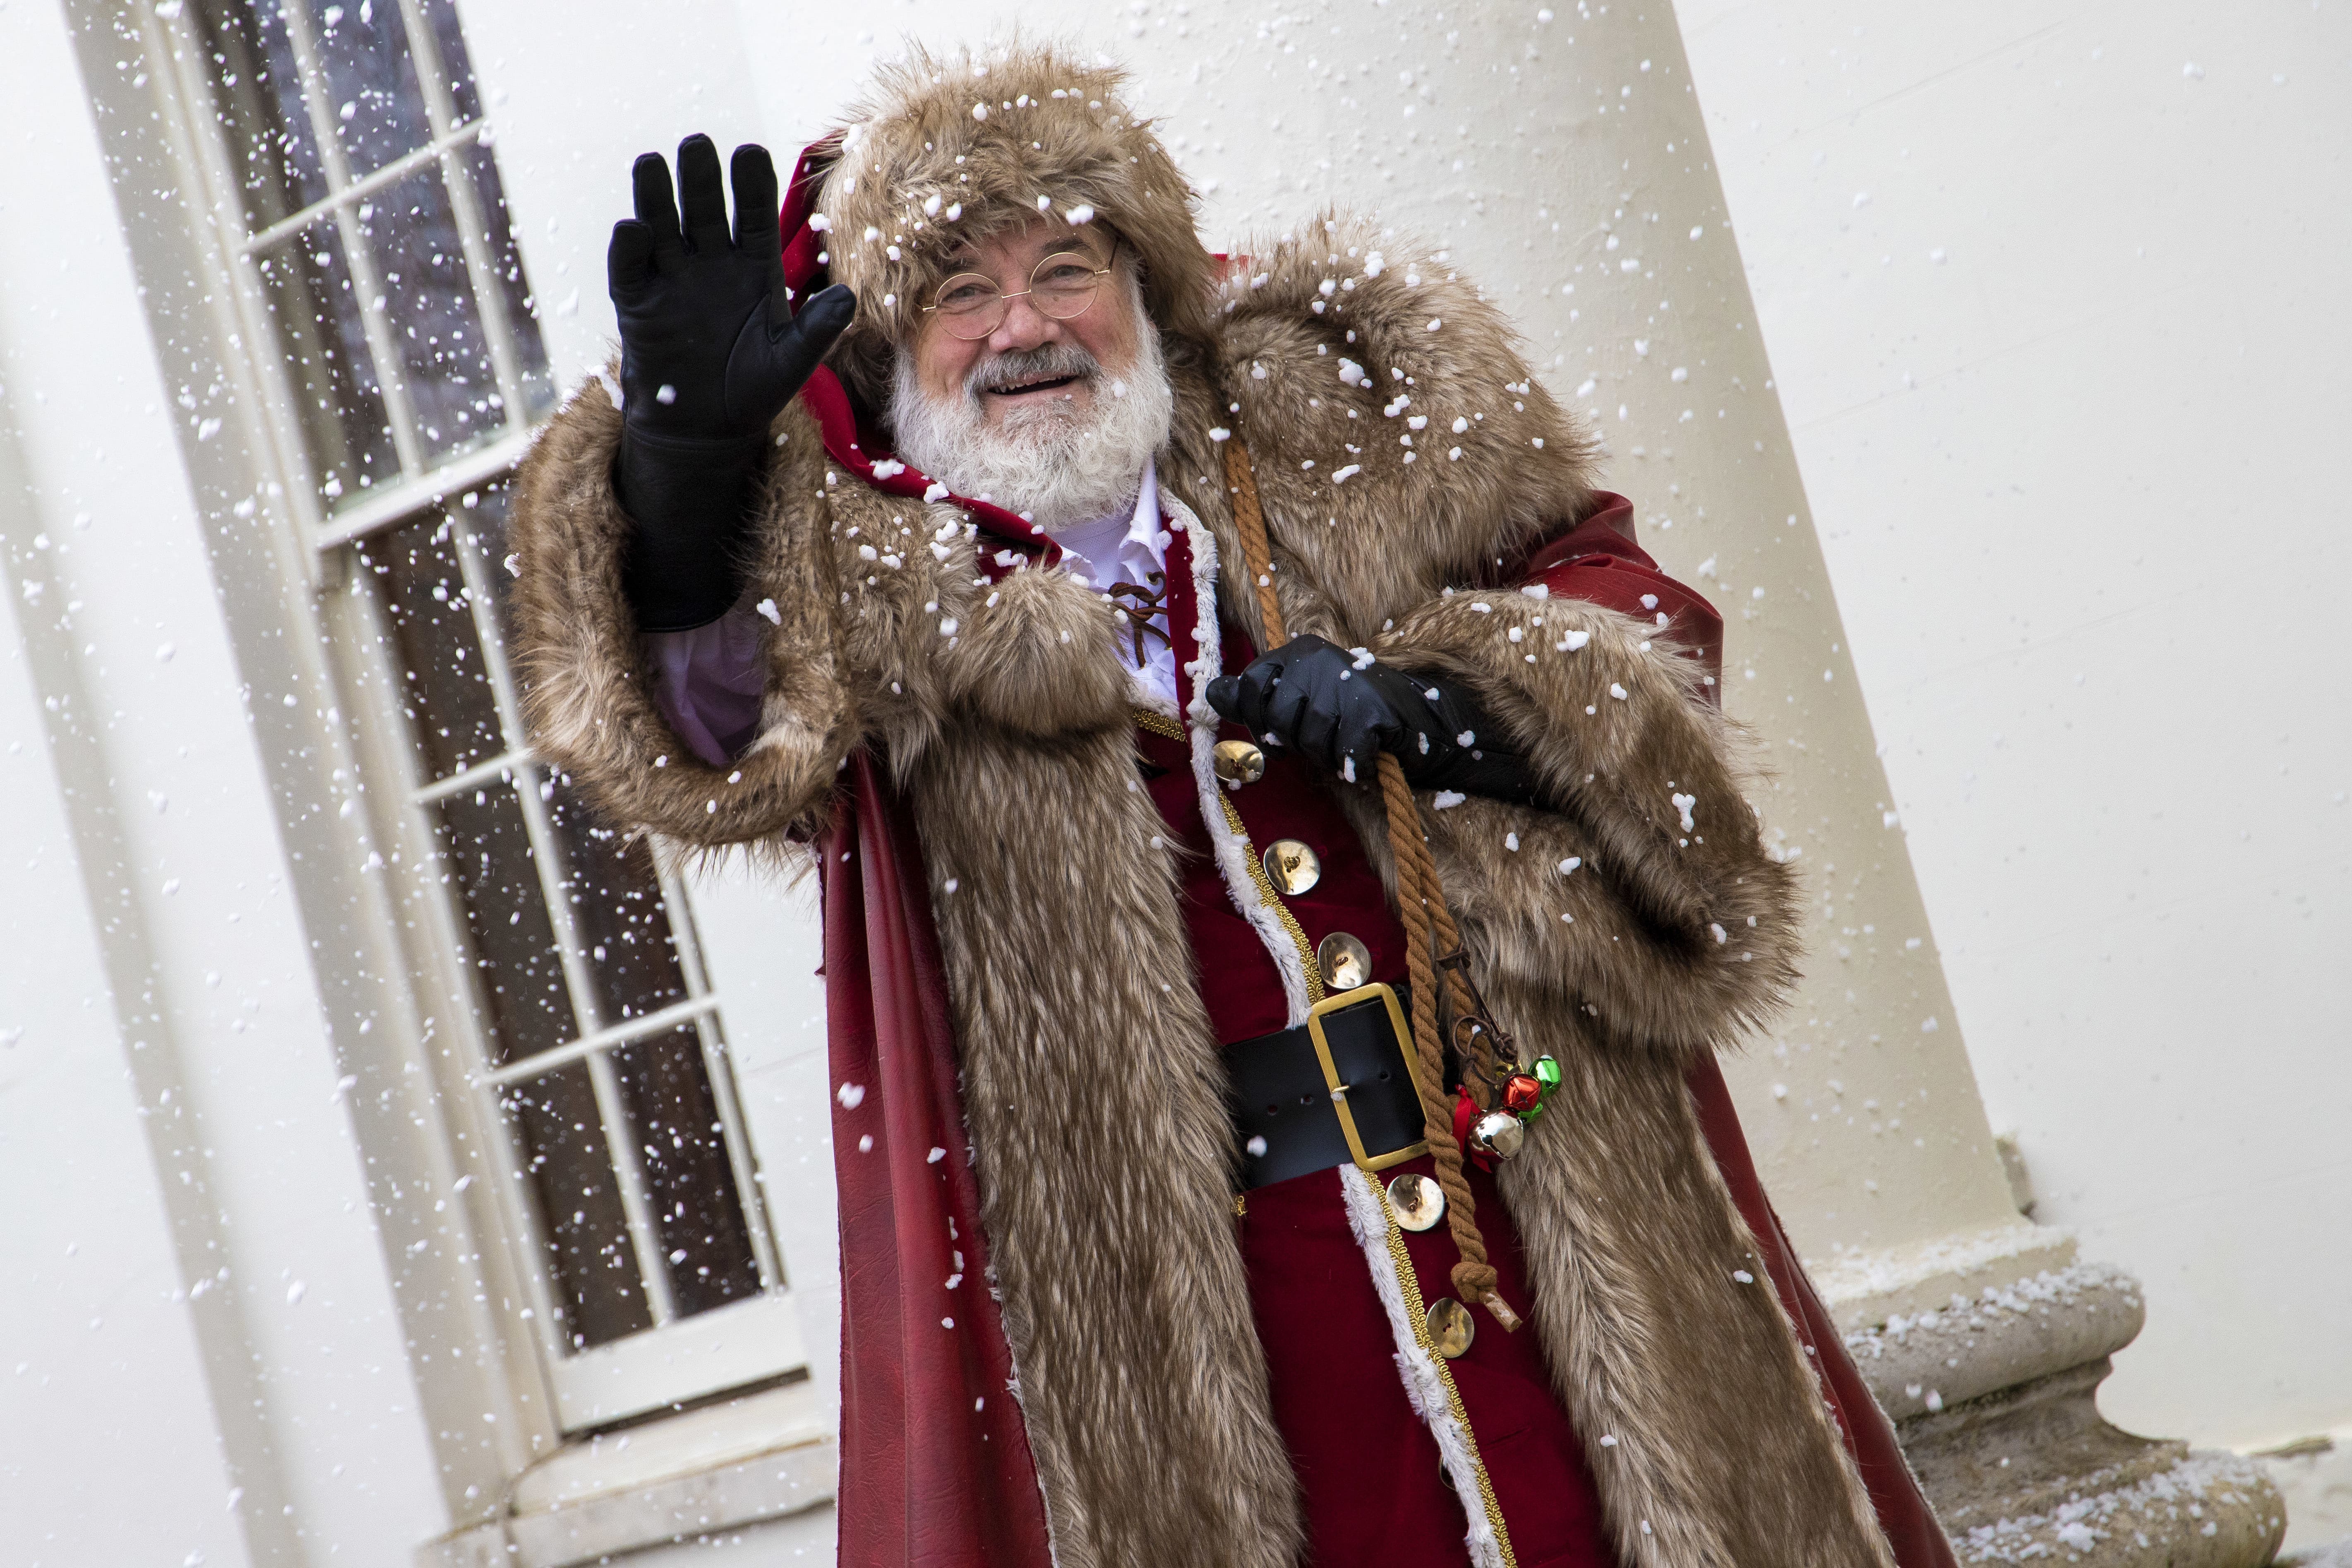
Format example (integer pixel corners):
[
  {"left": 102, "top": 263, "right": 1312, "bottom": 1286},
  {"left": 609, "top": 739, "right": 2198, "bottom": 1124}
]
[{"left": 1222, "top": 437, "right": 1517, "bottom": 1327}]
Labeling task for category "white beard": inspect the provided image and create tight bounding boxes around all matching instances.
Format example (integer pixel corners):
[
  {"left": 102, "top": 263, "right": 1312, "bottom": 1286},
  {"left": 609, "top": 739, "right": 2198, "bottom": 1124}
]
[{"left": 888, "top": 283, "right": 1172, "bottom": 529}]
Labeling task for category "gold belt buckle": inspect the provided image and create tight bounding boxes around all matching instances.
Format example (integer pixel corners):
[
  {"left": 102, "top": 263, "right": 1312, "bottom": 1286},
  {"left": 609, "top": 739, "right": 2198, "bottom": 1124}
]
[{"left": 1305, "top": 983, "right": 1430, "bottom": 1174}]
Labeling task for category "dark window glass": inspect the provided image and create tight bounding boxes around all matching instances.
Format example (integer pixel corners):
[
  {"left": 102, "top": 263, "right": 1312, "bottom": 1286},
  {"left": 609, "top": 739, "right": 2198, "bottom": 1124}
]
[
  {"left": 253, "top": 219, "right": 398, "bottom": 503},
  {"left": 361, "top": 511, "right": 502, "bottom": 778},
  {"left": 614, "top": 1029, "right": 762, "bottom": 1316},
  {"left": 360, "top": 167, "right": 499, "bottom": 466},
  {"left": 194, "top": 0, "right": 330, "bottom": 228},
  {"left": 195, "top": 0, "right": 554, "bottom": 501},
  {"left": 419, "top": 0, "right": 485, "bottom": 136},
  {"left": 436, "top": 784, "right": 575, "bottom": 1064},
  {"left": 548, "top": 782, "right": 691, "bottom": 1025},
  {"left": 506, "top": 1064, "right": 653, "bottom": 1350},
  {"left": 458, "top": 141, "right": 557, "bottom": 423},
  {"left": 295, "top": 0, "right": 433, "bottom": 180}
]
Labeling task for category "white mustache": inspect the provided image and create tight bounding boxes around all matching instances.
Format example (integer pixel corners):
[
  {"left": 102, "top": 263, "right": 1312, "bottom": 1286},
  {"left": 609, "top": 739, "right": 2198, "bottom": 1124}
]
[{"left": 967, "top": 343, "right": 1099, "bottom": 398}]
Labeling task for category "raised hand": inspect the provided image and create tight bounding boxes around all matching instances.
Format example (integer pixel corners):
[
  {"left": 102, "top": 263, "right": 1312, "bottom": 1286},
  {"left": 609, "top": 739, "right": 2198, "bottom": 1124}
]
[
  {"left": 608, "top": 136, "right": 854, "bottom": 442},
  {"left": 606, "top": 136, "right": 855, "bottom": 630}
]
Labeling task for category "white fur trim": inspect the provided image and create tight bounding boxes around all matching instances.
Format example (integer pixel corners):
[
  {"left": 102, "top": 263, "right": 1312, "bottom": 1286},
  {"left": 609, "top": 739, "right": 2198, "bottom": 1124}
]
[
  {"left": 1339, "top": 1167, "right": 1507, "bottom": 1568},
  {"left": 1167, "top": 494, "right": 1315, "bottom": 1026}
]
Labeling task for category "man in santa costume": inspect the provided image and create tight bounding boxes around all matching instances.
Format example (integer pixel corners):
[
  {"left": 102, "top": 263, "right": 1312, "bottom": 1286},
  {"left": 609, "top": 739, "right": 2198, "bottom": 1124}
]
[{"left": 509, "top": 43, "right": 1955, "bottom": 1568}]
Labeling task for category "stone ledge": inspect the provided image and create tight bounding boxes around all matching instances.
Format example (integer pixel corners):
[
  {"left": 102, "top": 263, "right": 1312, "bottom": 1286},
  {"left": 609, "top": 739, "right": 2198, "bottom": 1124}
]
[
  {"left": 1846, "top": 1261, "right": 2145, "bottom": 1420},
  {"left": 1902, "top": 1359, "right": 2286, "bottom": 1567},
  {"left": 1946, "top": 1447, "right": 2284, "bottom": 1567},
  {"left": 416, "top": 1432, "right": 836, "bottom": 1568},
  {"left": 1817, "top": 1219, "right": 2079, "bottom": 1333}
]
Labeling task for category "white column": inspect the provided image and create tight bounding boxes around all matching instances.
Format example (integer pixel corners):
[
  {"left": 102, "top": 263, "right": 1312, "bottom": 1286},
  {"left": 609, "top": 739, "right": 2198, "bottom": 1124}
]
[
  {"left": 700, "top": 0, "right": 2053, "bottom": 1380},
  {"left": 1059, "top": 0, "right": 2040, "bottom": 1318}
]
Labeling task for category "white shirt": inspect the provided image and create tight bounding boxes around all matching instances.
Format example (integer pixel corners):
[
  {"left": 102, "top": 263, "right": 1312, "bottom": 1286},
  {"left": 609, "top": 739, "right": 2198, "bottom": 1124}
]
[{"left": 1045, "top": 459, "right": 1178, "bottom": 710}]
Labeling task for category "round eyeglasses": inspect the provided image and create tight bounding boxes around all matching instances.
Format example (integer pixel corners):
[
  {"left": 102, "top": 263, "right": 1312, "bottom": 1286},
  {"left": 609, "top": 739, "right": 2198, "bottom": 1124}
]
[{"left": 922, "top": 252, "right": 1114, "bottom": 340}]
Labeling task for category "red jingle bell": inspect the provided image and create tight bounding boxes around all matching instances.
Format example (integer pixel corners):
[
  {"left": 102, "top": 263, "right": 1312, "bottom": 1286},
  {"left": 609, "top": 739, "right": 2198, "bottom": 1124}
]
[{"left": 1503, "top": 1073, "right": 1543, "bottom": 1114}]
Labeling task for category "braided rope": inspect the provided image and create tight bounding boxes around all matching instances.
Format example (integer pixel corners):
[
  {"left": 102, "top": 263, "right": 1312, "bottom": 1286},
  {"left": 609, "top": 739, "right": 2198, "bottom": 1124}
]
[
  {"left": 1379, "top": 752, "right": 1505, "bottom": 1313},
  {"left": 1224, "top": 442, "right": 1288, "bottom": 649},
  {"left": 1223, "top": 439, "right": 1518, "bottom": 1328}
]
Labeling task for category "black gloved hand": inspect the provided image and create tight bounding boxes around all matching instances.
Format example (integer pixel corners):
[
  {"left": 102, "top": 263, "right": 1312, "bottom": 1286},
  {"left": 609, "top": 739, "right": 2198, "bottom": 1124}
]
[
  {"left": 1206, "top": 634, "right": 1548, "bottom": 807},
  {"left": 608, "top": 135, "right": 856, "bottom": 630}
]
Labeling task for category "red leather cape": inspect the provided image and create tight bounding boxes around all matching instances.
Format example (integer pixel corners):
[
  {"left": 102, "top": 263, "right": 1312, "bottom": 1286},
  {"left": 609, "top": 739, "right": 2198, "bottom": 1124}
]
[{"left": 815, "top": 504, "right": 1956, "bottom": 1567}]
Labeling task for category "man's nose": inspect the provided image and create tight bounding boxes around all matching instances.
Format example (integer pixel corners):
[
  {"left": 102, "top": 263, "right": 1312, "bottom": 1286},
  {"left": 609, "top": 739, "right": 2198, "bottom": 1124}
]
[{"left": 986, "top": 291, "right": 1060, "bottom": 353}]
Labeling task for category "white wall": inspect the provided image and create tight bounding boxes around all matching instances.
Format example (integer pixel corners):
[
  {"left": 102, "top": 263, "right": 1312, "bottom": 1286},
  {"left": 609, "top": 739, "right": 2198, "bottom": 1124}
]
[
  {"left": 1675, "top": 0, "right": 2352, "bottom": 1457},
  {"left": 0, "top": 2, "right": 458, "bottom": 1561}
]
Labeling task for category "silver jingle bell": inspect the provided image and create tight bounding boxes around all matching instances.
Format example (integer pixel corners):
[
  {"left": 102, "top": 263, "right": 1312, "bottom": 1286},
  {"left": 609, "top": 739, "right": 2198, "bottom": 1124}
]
[{"left": 1469, "top": 1109, "right": 1525, "bottom": 1160}]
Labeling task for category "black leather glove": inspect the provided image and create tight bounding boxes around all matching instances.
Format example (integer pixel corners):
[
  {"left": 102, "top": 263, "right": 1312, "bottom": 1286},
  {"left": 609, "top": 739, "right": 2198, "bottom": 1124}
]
[
  {"left": 608, "top": 136, "right": 856, "bottom": 630},
  {"left": 1206, "top": 634, "right": 1548, "bottom": 806}
]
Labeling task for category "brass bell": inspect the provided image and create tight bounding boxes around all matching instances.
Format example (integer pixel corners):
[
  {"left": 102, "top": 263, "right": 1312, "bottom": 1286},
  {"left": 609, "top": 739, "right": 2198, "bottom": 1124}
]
[
  {"left": 1386, "top": 1172, "right": 1446, "bottom": 1232},
  {"left": 1424, "top": 1296, "right": 1476, "bottom": 1358},
  {"left": 1262, "top": 839, "right": 1321, "bottom": 896},
  {"left": 1317, "top": 931, "right": 1372, "bottom": 991},
  {"left": 1469, "top": 1110, "right": 1525, "bottom": 1160},
  {"left": 1213, "top": 738, "right": 1267, "bottom": 785}
]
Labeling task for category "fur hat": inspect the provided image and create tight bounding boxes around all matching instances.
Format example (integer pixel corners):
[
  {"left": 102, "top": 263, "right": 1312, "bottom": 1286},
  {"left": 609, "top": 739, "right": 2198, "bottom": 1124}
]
[{"left": 808, "top": 42, "right": 1218, "bottom": 408}]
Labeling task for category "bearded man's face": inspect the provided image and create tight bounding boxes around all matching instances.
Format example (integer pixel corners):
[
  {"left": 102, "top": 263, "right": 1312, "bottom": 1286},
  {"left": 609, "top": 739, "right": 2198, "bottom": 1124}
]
[{"left": 889, "top": 216, "right": 1174, "bottom": 529}]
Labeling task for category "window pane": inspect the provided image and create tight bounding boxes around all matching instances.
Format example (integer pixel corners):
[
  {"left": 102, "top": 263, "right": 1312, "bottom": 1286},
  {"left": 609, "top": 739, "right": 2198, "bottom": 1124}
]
[
  {"left": 457, "top": 140, "right": 557, "bottom": 423},
  {"left": 418, "top": 0, "right": 485, "bottom": 128},
  {"left": 436, "top": 784, "right": 575, "bottom": 1064},
  {"left": 296, "top": 0, "right": 433, "bottom": 180},
  {"left": 613, "top": 1029, "right": 763, "bottom": 1316},
  {"left": 452, "top": 479, "right": 518, "bottom": 646},
  {"left": 192, "top": 0, "right": 329, "bottom": 229},
  {"left": 547, "top": 781, "right": 690, "bottom": 1025},
  {"left": 254, "top": 219, "right": 398, "bottom": 506},
  {"left": 360, "top": 512, "right": 502, "bottom": 777},
  {"left": 505, "top": 1063, "right": 652, "bottom": 1350},
  {"left": 359, "top": 167, "right": 498, "bottom": 465}
]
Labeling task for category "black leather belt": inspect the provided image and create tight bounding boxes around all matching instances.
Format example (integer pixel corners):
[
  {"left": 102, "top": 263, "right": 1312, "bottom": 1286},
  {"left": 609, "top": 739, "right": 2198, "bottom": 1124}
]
[{"left": 1225, "top": 983, "right": 1431, "bottom": 1191}]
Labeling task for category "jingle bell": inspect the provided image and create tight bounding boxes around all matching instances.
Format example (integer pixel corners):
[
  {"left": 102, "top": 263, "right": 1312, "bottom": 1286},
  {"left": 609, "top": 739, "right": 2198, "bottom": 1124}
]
[
  {"left": 1469, "top": 1110, "right": 1525, "bottom": 1159},
  {"left": 1503, "top": 1073, "right": 1543, "bottom": 1114},
  {"left": 1533, "top": 1055, "right": 1562, "bottom": 1089}
]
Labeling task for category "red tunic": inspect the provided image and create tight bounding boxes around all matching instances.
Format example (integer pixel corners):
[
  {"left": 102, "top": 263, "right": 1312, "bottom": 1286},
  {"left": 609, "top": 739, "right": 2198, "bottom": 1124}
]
[{"left": 1136, "top": 700, "right": 1618, "bottom": 1566}]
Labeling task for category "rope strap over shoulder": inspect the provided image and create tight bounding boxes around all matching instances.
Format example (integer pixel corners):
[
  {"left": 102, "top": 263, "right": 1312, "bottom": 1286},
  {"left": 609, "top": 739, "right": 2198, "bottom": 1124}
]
[{"left": 1221, "top": 438, "right": 1524, "bottom": 1333}]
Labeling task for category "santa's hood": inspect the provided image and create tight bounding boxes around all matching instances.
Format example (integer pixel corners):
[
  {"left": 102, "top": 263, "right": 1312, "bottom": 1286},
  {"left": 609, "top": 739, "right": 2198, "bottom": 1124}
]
[{"left": 801, "top": 43, "right": 1219, "bottom": 408}]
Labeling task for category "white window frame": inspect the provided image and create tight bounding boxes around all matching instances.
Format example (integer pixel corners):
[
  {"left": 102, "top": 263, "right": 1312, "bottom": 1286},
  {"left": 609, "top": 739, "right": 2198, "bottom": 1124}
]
[{"left": 141, "top": 0, "right": 814, "bottom": 1434}]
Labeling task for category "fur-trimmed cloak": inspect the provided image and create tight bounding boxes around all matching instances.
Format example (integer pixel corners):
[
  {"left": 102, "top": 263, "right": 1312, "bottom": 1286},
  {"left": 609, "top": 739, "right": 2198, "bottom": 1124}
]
[{"left": 507, "top": 47, "right": 1953, "bottom": 1568}]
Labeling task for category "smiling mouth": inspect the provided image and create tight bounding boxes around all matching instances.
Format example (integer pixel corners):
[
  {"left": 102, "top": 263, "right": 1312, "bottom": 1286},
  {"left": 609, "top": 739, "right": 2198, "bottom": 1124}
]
[{"left": 984, "top": 373, "right": 1082, "bottom": 397}]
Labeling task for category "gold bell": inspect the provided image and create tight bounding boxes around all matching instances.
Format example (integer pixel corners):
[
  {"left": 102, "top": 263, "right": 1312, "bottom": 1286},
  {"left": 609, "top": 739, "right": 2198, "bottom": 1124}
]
[
  {"left": 1213, "top": 738, "right": 1267, "bottom": 785},
  {"left": 1469, "top": 1110, "right": 1525, "bottom": 1160}
]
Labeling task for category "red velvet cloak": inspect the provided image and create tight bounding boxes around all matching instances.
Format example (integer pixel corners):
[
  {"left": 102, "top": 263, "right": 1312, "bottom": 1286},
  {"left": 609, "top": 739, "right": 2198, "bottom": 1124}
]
[
  {"left": 782, "top": 136, "right": 1950, "bottom": 1568},
  {"left": 814, "top": 512, "right": 1956, "bottom": 1568}
]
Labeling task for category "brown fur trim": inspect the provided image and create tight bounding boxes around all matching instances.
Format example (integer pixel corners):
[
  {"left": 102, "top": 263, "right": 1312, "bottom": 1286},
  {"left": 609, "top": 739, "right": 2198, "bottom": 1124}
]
[
  {"left": 815, "top": 43, "right": 1220, "bottom": 419},
  {"left": 1210, "top": 214, "right": 1601, "bottom": 643},
  {"left": 1496, "top": 1034, "right": 1896, "bottom": 1568},
  {"left": 506, "top": 381, "right": 857, "bottom": 852},
  {"left": 907, "top": 723, "right": 1301, "bottom": 1568},
  {"left": 1373, "top": 589, "right": 1803, "bottom": 1058}
]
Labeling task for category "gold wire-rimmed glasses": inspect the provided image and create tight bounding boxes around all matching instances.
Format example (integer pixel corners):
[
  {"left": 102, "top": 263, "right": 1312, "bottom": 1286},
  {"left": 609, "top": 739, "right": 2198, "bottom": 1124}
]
[{"left": 921, "top": 250, "right": 1115, "bottom": 340}]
